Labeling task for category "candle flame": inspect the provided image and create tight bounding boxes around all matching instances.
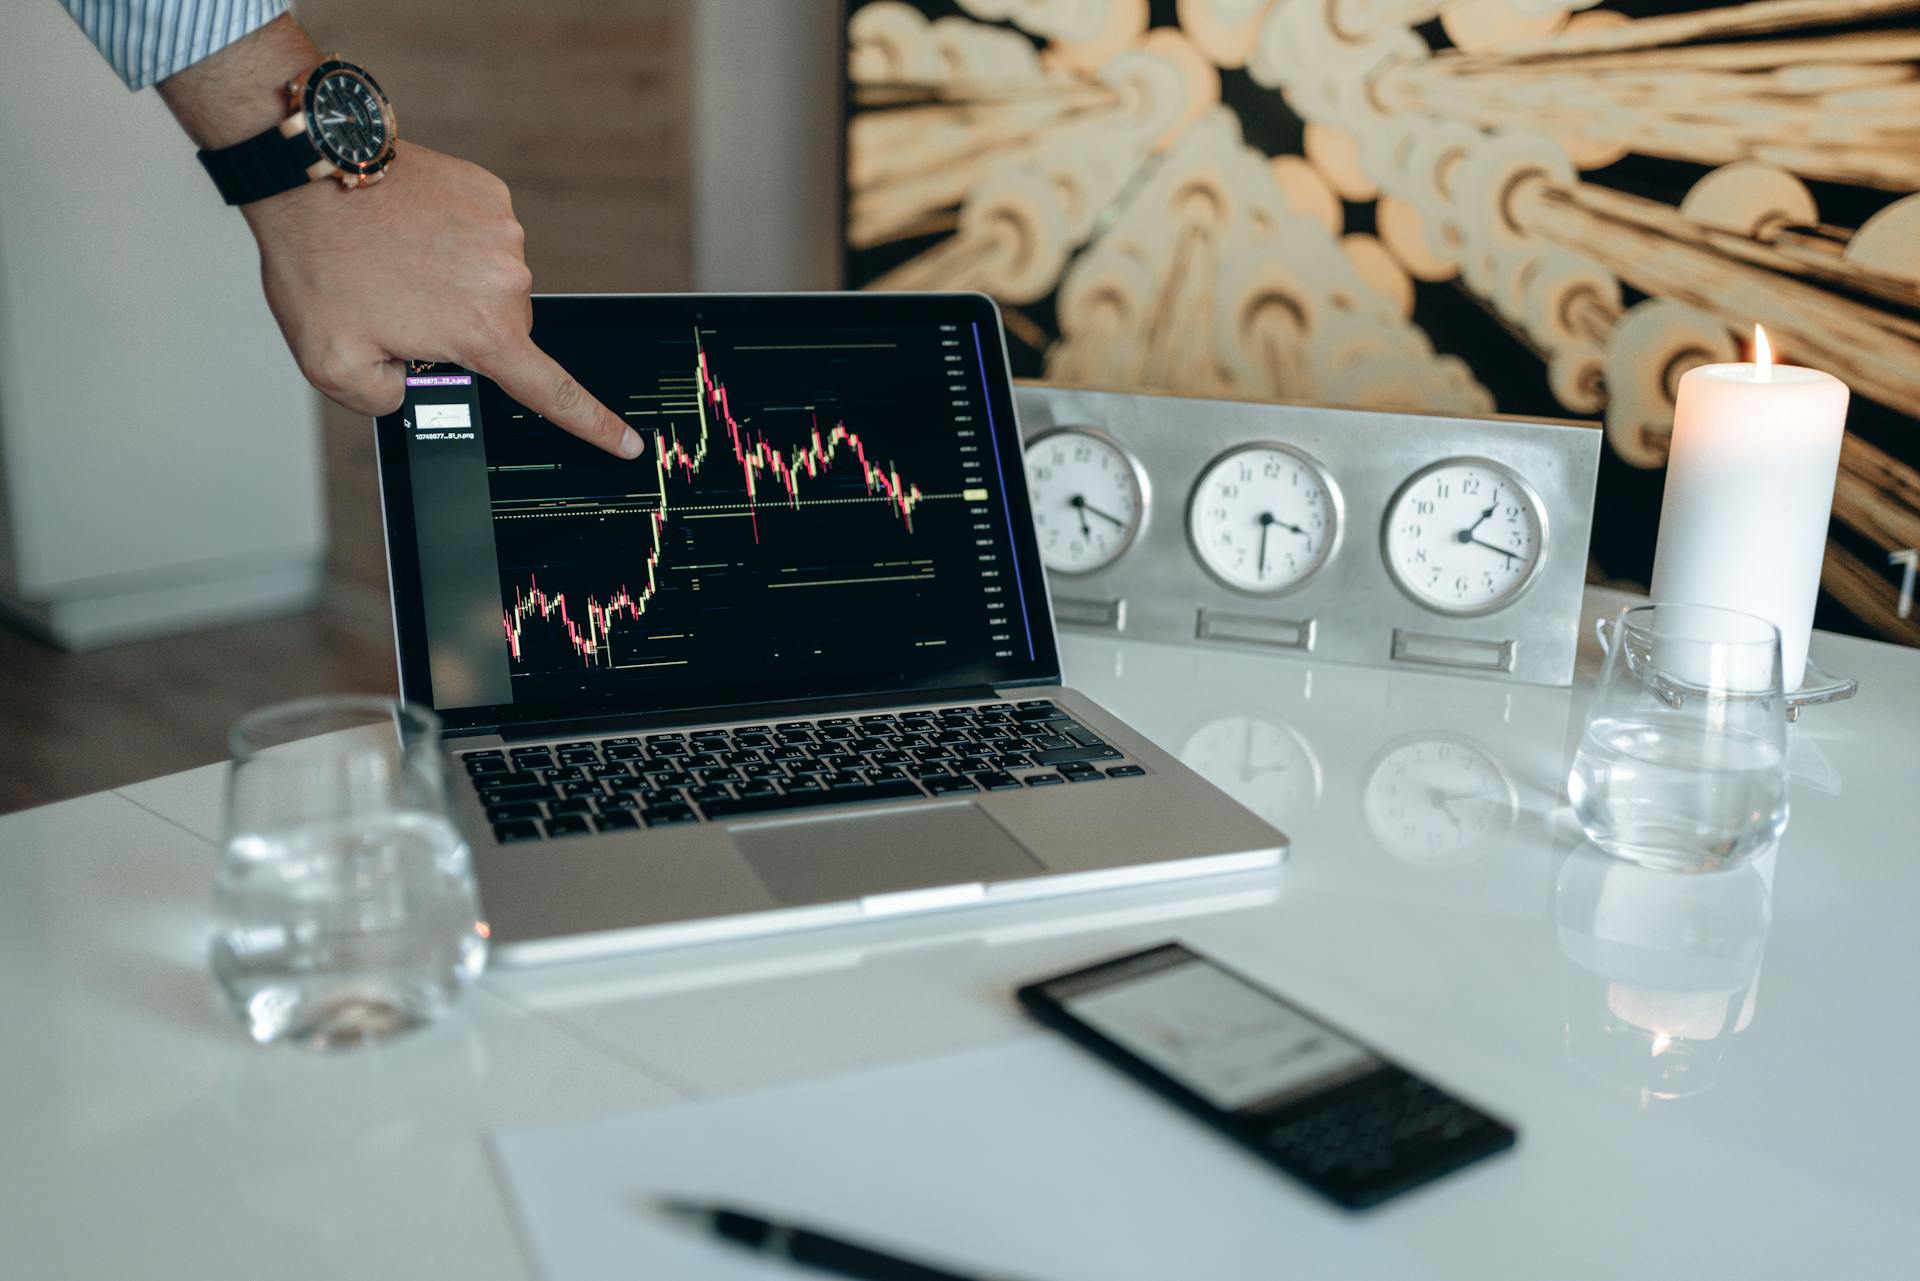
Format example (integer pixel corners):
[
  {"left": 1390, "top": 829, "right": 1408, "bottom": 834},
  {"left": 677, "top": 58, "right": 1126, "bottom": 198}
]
[
  {"left": 1650, "top": 1030, "right": 1675, "bottom": 1058},
  {"left": 1753, "top": 325, "right": 1774, "bottom": 383}
]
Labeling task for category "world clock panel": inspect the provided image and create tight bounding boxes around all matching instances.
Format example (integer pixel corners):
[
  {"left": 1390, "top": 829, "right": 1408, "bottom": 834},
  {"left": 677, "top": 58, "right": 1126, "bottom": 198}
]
[{"left": 1013, "top": 384, "right": 1600, "bottom": 687}]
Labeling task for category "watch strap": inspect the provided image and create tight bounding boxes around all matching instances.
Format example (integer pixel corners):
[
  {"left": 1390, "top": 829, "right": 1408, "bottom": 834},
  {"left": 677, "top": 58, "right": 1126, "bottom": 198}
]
[{"left": 198, "top": 123, "right": 318, "bottom": 207}]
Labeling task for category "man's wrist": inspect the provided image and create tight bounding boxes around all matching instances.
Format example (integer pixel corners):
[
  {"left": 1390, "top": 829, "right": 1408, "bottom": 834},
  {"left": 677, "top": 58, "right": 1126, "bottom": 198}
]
[{"left": 156, "top": 13, "right": 321, "bottom": 150}]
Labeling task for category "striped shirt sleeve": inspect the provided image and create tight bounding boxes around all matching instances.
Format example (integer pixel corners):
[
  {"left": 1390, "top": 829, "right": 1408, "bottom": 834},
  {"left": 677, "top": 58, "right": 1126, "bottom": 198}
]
[{"left": 58, "top": 0, "right": 290, "bottom": 91}]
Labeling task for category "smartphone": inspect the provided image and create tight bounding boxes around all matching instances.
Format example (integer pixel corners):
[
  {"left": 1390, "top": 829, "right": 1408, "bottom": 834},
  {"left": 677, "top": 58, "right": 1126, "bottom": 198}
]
[{"left": 1017, "top": 942, "right": 1516, "bottom": 1210}]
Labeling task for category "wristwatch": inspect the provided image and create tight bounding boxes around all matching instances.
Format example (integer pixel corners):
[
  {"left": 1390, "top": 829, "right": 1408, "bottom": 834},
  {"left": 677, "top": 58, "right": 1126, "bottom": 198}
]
[{"left": 197, "top": 56, "right": 398, "bottom": 206}]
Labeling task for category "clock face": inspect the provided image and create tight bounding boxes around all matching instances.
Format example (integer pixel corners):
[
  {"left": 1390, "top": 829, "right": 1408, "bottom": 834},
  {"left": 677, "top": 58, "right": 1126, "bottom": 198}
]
[
  {"left": 1024, "top": 430, "right": 1146, "bottom": 574},
  {"left": 309, "top": 68, "right": 392, "bottom": 171},
  {"left": 1362, "top": 736, "right": 1518, "bottom": 865},
  {"left": 1179, "top": 715, "right": 1322, "bottom": 825},
  {"left": 1187, "top": 446, "right": 1338, "bottom": 594},
  {"left": 1383, "top": 459, "right": 1545, "bottom": 615}
]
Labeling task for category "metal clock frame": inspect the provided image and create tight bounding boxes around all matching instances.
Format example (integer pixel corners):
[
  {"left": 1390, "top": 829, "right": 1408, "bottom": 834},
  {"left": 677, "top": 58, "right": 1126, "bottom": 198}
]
[
  {"left": 1023, "top": 425, "right": 1152, "bottom": 577},
  {"left": 1184, "top": 441, "right": 1346, "bottom": 599},
  {"left": 1379, "top": 456, "right": 1551, "bottom": 620}
]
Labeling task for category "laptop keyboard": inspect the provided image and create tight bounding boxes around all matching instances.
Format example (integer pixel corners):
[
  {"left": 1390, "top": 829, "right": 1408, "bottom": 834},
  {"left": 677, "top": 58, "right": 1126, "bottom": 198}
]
[{"left": 457, "top": 699, "right": 1148, "bottom": 844}]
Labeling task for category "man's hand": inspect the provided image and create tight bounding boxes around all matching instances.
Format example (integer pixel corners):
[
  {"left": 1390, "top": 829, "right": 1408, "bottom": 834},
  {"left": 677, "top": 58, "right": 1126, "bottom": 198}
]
[
  {"left": 242, "top": 143, "right": 641, "bottom": 458},
  {"left": 157, "top": 15, "right": 640, "bottom": 459}
]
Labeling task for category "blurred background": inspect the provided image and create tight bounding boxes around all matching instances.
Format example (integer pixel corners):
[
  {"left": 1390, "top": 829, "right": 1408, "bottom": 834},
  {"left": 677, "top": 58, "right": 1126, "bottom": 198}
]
[{"left": 3, "top": 0, "right": 1915, "bottom": 812}]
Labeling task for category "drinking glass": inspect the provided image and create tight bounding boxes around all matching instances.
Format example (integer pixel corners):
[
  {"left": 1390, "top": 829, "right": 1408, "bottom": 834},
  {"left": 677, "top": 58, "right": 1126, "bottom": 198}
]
[
  {"left": 212, "top": 697, "right": 488, "bottom": 1049},
  {"left": 1568, "top": 604, "right": 1789, "bottom": 873}
]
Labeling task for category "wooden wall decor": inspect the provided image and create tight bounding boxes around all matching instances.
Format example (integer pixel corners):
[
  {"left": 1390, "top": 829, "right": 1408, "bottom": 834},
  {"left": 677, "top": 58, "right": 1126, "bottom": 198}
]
[{"left": 843, "top": 0, "right": 1920, "bottom": 649}]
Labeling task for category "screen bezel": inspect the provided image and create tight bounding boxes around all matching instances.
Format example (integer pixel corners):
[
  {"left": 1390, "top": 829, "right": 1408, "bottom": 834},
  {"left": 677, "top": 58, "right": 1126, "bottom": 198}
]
[{"left": 375, "top": 291, "right": 1061, "bottom": 735}]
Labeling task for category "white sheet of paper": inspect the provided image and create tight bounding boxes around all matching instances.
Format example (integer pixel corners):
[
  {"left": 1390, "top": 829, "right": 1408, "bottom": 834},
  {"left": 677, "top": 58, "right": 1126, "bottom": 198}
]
[{"left": 488, "top": 1037, "right": 1431, "bottom": 1281}]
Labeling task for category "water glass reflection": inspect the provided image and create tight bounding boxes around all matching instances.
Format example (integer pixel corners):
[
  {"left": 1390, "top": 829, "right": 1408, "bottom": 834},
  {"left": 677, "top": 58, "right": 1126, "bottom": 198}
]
[
  {"left": 212, "top": 697, "right": 488, "bottom": 1049},
  {"left": 1569, "top": 604, "right": 1789, "bottom": 873}
]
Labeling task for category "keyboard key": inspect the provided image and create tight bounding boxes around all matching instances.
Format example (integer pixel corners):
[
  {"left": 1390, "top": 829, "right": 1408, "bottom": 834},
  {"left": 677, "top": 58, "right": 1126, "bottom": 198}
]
[
  {"left": 646, "top": 732, "right": 686, "bottom": 743},
  {"left": 924, "top": 775, "right": 980, "bottom": 796},
  {"left": 557, "top": 749, "right": 600, "bottom": 765},
  {"left": 974, "top": 771, "right": 1022, "bottom": 791},
  {"left": 557, "top": 740, "right": 594, "bottom": 751},
  {"left": 595, "top": 811, "right": 640, "bottom": 831},
  {"left": 688, "top": 785, "right": 735, "bottom": 805},
  {"left": 737, "top": 780, "right": 780, "bottom": 797},
  {"left": 543, "top": 814, "right": 592, "bottom": 838},
  {"left": 588, "top": 762, "right": 632, "bottom": 780},
  {"left": 1015, "top": 699, "right": 1058, "bottom": 710},
  {"left": 699, "top": 778, "right": 924, "bottom": 820},
  {"left": 1032, "top": 745, "right": 1123, "bottom": 766},
  {"left": 548, "top": 797, "right": 596, "bottom": 815},
  {"left": 1023, "top": 773, "right": 1066, "bottom": 787},
  {"left": 466, "top": 757, "right": 511, "bottom": 775},
  {"left": 650, "top": 742, "right": 689, "bottom": 757},
  {"left": 464, "top": 748, "right": 504, "bottom": 761},
  {"left": 1106, "top": 765, "right": 1147, "bottom": 778},
  {"left": 487, "top": 802, "right": 543, "bottom": 822},
  {"left": 857, "top": 713, "right": 897, "bottom": 725},
  {"left": 510, "top": 745, "right": 554, "bottom": 757},
  {"left": 775, "top": 721, "right": 812, "bottom": 732},
  {"left": 951, "top": 756, "right": 991, "bottom": 774},
  {"left": 907, "top": 763, "right": 950, "bottom": 779},
  {"left": 866, "top": 766, "right": 907, "bottom": 782},
  {"left": 743, "top": 762, "right": 787, "bottom": 779},
  {"left": 1061, "top": 723, "right": 1108, "bottom": 748},
  {"left": 783, "top": 779, "right": 825, "bottom": 795},
  {"left": 734, "top": 733, "right": 773, "bottom": 748},
  {"left": 642, "top": 805, "right": 698, "bottom": 828},
  {"left": 493, "top": 820, "right": 542, "bottom": 844},
  {"left": 557, "top": 780, "right": 605, "bottom": 797},
  {"left": 529, "top": 765, "right": 585, "bottom": 783},
  {"left": 825, "top": 773, "right": 870, "bottom": 792},
  {"left": 1028, "top": 734, "right": 1074, "bottom": 751},
  {"left": 476, "top": 782, "right": 552, "bottom": 806},
  {"left": 605, "top": 744, "right": 644, "bottom": 760}
]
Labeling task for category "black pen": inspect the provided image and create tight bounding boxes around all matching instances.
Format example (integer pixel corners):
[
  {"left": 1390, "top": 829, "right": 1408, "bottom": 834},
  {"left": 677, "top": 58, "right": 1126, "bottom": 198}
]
[{"left": 657, "top": 1199, "right": 1031, "bottom": 1281}]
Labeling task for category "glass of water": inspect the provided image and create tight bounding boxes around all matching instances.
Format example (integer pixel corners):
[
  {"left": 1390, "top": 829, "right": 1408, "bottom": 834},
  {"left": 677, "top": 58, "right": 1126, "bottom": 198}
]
[
  {"left": 212, "top": 697, "right": 488, "bottom": 1049},
  {"left": 1569, "top": 603, "right": 1789, "bottom": 873}
]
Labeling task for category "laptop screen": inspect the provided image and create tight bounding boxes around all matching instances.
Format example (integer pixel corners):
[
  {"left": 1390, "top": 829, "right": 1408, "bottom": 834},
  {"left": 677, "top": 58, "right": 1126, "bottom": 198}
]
[{"left": 376, "top": 293, "right": 1059, "bottom": 734}]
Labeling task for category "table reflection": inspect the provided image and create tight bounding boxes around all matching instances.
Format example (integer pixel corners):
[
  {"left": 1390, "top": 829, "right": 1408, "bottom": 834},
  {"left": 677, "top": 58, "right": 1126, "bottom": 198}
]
[
  {"left": 1360, "top": 733, "right": 1519, "bottom": 867},
  {"left": 1557, "top": 844, "right": 1773, "bottom": 1102},
  {"left": 1178, "top": 714, "right": 1323, "bottom": 826}
]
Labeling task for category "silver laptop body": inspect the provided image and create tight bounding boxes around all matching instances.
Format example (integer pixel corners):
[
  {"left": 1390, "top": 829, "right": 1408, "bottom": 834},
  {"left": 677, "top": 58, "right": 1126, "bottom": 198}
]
[{"left": 375, "top": 292, "right": 1287, "bottom": 965}]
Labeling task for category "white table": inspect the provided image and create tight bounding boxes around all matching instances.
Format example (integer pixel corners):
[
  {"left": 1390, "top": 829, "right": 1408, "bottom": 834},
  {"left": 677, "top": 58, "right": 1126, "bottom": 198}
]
[{"left": 6, "top": 589, "right": 1917, "bottom": 1279}]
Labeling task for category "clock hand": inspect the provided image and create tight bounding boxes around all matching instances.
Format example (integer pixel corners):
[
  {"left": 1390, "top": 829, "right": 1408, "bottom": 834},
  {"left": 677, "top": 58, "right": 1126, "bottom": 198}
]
[
  {"left": 1068, "top": 494, "right": 1092, "bottom": 539},
  {"left": 1458, "top": 487, "right": 1502, "bottom": 541},
  {"left": 1468, "top": 536, "right": 1519, "bottom": 561},
  {"left": 1080, "top": 500, "right": 1128, "bottom": 529},
  {"left": 1258, "top": 513, "right": 1274, "bottom": 576}
]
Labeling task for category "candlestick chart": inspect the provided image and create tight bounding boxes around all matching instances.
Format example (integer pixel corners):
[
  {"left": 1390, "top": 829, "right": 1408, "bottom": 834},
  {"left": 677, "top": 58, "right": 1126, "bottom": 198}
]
[{"left": 477, "top": 319, "right": 1019, "bottom": 702}]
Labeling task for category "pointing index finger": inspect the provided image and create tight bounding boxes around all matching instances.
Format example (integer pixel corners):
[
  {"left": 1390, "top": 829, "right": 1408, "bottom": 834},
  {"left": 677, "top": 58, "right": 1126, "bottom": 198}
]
[{"left": 476, "top": 337, "right": 642, "bottom": 459}]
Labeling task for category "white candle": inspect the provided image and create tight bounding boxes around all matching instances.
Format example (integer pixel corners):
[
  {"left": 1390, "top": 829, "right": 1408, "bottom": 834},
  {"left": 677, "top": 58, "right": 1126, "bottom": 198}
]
[{"left": 1649, "top": 327, "right": 1849, "bottom": 691}]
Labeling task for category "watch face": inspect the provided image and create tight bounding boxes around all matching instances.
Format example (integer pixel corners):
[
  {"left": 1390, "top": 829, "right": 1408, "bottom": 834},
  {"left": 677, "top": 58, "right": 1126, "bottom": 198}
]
[
  {"left": 305, "top": 62, "right": 395, "bottom": 176},
  {"left": 1024, "top": 429, "right": 1146, "bottom": 574},
  {"left": 1382, "top": 458, "right": 1545, "bottom": 615},
  {"left": 1187, "top": 445, "right": 1339, "bottom": 594}
]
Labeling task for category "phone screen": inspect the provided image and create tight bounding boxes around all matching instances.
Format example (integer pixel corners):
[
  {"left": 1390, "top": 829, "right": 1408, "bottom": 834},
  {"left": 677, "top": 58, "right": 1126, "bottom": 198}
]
[{"left": 1049, "top": 946, "right": 1384, "bottom": 1112}]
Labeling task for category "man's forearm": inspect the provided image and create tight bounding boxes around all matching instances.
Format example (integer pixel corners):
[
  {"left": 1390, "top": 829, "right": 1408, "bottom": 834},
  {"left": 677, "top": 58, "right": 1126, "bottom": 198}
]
[{"left": 156, "top": 13, "right": 320, "bottom": 150}]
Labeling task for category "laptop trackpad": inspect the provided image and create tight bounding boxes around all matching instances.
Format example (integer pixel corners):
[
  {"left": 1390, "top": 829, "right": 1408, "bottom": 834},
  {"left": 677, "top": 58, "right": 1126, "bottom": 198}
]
[{"left": 728, "top": 802, "right": 1043, "bottom": 907}]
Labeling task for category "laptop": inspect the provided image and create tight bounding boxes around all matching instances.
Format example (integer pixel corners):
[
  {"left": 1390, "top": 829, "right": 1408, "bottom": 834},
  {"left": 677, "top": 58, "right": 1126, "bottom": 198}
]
[{"left": 375, "top": 292, "right": 1286, "bottom": 965}]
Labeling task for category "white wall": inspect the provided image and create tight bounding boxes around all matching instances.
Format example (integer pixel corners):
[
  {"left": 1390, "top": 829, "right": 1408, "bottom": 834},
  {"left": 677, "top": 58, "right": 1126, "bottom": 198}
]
[
  {"left": 690, "top": 0, "right": 843, "bottom": 293},
  {"left": 0, "top": 3, "right": 326, "bottom": 648}
]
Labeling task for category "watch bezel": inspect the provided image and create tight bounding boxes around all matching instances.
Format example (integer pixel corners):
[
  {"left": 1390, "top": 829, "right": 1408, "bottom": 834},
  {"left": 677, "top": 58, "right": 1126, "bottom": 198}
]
[{"left": 297, "top": 57, "right": 398, "bottom": 184}]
